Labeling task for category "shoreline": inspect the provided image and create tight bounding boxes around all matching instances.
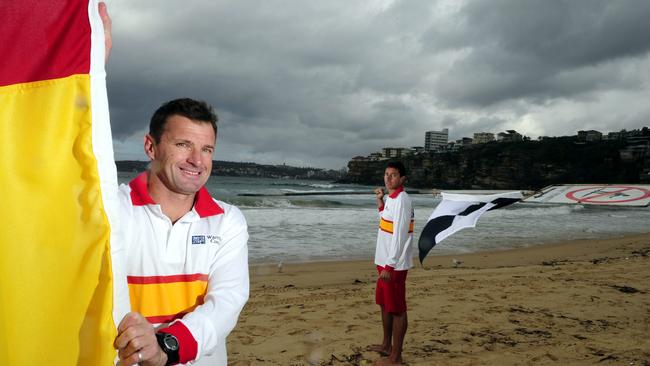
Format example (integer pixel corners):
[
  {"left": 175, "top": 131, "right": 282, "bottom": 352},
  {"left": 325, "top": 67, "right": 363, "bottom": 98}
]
[
  {"left": 247, "top": 231, "right": 650, "bottom": 268},
  {"left": 230, "top": 233, "right": 650, "bottom": 365}
]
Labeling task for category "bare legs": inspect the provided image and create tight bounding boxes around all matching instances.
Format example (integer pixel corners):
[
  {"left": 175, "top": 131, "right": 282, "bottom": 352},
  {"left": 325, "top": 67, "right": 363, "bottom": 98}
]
[
  {"left": 368, "top": 305, "right": 392, "bottom": 355},
  {"left": 371, "top": 306, "right": 407, "bottom": 366}
]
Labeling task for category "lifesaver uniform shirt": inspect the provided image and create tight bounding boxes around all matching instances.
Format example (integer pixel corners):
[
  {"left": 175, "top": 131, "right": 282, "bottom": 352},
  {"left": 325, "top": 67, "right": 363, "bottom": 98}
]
[
  {"left": 375, "top": 186, "right": 414, "bottom": 271},
  {"left": 119, "top": 172, "right": 249, "bottom": 366}
]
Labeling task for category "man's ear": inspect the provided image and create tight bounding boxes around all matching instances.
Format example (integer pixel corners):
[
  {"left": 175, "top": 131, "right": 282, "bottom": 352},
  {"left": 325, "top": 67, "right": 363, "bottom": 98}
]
[
  {"left": 400, "top": 175, "right": 407, "bottom": 186},
  {"left": 144, "top": 134, "right": 156, "bottom": 160}
]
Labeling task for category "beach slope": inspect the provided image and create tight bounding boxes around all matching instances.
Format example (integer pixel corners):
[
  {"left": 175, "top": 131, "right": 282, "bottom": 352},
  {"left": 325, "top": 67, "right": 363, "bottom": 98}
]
[{"left": 229, "top": 234, "right": 650, "bottom": 365}]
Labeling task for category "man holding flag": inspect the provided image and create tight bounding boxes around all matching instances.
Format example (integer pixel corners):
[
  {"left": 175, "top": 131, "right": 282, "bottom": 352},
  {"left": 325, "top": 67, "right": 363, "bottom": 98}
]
[
  {"left": 113, "top": 99, "right": 250, "bottom": 366},
  {"left": 369, "top": 161, "right": 414, "bottom": 366}
]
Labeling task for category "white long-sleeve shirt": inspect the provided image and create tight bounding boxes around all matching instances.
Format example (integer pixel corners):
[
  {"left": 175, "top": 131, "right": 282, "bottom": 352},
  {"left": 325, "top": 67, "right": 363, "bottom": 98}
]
[
  {"left": 119, "top": 173, "right": 249, "bottom": 366},
  {"left": 375, "top": 187, "right": 415, "bottom": 271}
]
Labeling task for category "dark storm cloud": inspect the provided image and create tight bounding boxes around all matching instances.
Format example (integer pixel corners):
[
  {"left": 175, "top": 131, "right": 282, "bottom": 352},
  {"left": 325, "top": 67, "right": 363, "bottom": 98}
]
[
  {"left": 424, "top": 0, "right": 650, "bottom": 106},
  {"left": 107, "top": 0, "right": 650, "bottom": 168}
]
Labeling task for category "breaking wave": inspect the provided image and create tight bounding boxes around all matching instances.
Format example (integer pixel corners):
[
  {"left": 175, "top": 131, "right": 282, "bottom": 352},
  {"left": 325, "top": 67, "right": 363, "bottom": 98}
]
[{"left": 226, "top": 197, "right": 347, "bottom": 209}]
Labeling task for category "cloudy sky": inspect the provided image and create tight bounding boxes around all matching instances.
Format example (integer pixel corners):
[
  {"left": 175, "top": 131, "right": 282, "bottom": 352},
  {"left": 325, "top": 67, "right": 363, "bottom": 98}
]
[{"left": 107, "top": 0, "right": 650, "bottom": 169}]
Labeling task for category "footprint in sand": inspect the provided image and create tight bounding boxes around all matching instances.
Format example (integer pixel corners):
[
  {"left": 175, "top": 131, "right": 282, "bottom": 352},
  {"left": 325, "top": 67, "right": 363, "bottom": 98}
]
[
  {"left": 345, "top": 324, "right": 360, "bottom": 333},
  {"left": 228, "top": 360, "right": 251, "bottom": 366},
  {"left": 288, "top": 328, "right": 309, "bottom": 336},
  {"left": 529, "top": 352, "right": 559, "bottom": 362},
  {"left": 238, "top": 336, "right": 254, "bottom": 345}
]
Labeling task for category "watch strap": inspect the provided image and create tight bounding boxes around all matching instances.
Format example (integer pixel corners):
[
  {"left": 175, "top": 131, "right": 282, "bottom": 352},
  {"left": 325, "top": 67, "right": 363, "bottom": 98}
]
[{"left": 155, "top": 332, "right": 180, "bottom": 366}]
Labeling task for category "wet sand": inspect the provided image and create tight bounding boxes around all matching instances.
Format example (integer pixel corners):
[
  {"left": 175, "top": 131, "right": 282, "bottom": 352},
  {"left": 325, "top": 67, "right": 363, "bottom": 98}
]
[{"left": 228, "top": 233, "right": 650, "bottom": 365}]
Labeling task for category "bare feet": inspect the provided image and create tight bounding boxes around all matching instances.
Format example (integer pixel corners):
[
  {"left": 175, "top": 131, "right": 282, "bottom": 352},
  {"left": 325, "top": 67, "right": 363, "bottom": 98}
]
[
  {"left": 366, "top": 344, "right": 390, "bottom": 356},
  {"left": 374, "top": 356, "right": 404, "bottom": 366}
]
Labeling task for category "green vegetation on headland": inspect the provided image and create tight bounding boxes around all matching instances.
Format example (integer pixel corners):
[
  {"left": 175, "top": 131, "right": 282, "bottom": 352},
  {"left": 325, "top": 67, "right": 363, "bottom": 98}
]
[
  {"left": 340, "top": 132, "right": 650, "bottom": 190},
  {"left": 116, "top": 160, "right": 344, "bottom": 181}
]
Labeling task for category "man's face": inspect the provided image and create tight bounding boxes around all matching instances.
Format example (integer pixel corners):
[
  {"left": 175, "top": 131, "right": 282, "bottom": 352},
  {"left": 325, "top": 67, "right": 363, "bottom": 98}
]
[
  {"left": 384, "top": 167, "right": 405, "bottom": 191},
  {"left": 145, "top": 115, "right": 215, "bottom": 196}
]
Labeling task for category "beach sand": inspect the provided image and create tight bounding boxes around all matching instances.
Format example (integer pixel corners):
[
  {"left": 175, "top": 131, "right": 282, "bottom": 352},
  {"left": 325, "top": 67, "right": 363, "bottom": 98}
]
[{"left": 228, "top": 233, "right": 650, "bottom": 365}]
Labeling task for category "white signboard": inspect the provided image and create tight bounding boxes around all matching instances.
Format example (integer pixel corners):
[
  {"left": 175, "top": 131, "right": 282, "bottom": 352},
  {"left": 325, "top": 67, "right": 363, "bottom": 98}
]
[{"left": 524, "top": 184, "right": 650, "bottom": 207}]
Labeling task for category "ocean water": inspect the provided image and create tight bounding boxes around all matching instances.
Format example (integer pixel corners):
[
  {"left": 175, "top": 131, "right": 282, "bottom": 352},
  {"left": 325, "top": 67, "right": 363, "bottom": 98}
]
[{"left": 117, "top": 172, "right": 650, "bottom": 264}]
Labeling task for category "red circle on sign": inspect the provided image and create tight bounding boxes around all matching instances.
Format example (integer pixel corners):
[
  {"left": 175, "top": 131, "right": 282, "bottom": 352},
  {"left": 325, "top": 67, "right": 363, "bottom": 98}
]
[{"left": 565, "top": 186, "right": 650, "bottom": 203}]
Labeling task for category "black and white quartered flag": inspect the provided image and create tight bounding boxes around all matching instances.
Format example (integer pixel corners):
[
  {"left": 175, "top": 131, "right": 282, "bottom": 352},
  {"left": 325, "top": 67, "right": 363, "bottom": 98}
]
[{"left": 417, "top": 191, "right": 523, "bottom": 264}]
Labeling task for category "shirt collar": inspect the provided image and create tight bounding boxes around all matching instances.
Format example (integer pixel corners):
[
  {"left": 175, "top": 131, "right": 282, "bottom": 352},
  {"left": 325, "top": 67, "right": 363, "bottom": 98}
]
[
  {"left": 388, "top": 186, "right": 404, "bottom": 199},
  {"left": 128, "top": 172, "right": 224, "bottom": 217}
]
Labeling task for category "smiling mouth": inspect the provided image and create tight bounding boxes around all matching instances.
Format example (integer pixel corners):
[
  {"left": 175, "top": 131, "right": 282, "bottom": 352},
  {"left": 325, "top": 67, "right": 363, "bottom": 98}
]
[{"left": 180, "top": 168, "right": 202, "bottom": 176}]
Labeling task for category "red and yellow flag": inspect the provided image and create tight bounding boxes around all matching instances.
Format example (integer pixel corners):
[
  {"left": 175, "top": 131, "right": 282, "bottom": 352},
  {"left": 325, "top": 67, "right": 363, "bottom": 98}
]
[{"left": 0, "top": 1, "right": 129, "bottom": 364}]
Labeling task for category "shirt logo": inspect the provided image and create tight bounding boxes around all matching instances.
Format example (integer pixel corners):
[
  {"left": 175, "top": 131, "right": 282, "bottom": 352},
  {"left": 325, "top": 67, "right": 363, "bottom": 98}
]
[
  {"left": 192, "top": 235, "right": 206, "bottom": 245},
  {"left": 207, "top": 235, "right": 222, "bottom": 245}
]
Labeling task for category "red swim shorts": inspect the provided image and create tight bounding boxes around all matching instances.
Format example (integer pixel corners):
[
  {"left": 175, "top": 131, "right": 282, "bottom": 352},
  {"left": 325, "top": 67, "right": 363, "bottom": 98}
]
[{"left": 375, "top": 265, "right": 408, "bottom": 313}]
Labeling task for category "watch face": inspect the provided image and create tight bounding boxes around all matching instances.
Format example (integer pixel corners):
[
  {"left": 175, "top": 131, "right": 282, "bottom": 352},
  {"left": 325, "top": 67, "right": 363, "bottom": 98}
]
[{"left": 163, "top": 334, "right": 179, "bottom": 352}]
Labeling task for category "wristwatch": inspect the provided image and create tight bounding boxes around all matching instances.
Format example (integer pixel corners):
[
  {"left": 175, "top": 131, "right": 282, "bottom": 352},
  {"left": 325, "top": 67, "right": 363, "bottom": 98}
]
[{"left": 155, "top": 332, "right": 180, "bottom": 366}]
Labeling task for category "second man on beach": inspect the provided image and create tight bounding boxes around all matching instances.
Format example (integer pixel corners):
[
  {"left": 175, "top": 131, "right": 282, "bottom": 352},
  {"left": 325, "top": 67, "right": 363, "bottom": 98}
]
[{"left": 369, "top": 161, "right": 415, "bottom": 366}]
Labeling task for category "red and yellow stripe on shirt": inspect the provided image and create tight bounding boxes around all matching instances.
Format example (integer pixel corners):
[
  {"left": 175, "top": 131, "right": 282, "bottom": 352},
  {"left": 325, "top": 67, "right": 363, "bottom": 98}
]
[
  {"left": 379, "top": 217, "right": 415, "bottom": 234},
  {"left": 128, "top": 274, "right": 209, "bottom": 324},
  {"left": 0, "top": 1, "right": 118, "bottom": 365}
]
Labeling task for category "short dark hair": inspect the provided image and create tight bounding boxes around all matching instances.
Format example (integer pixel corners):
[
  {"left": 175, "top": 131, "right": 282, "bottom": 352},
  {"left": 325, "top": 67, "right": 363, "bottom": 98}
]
[
  {"left": 149, "top": 98, "right": 218, "bottom": 143},
  {"left": 386, "top": 160, "right": 407, "bottom": 177}
]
